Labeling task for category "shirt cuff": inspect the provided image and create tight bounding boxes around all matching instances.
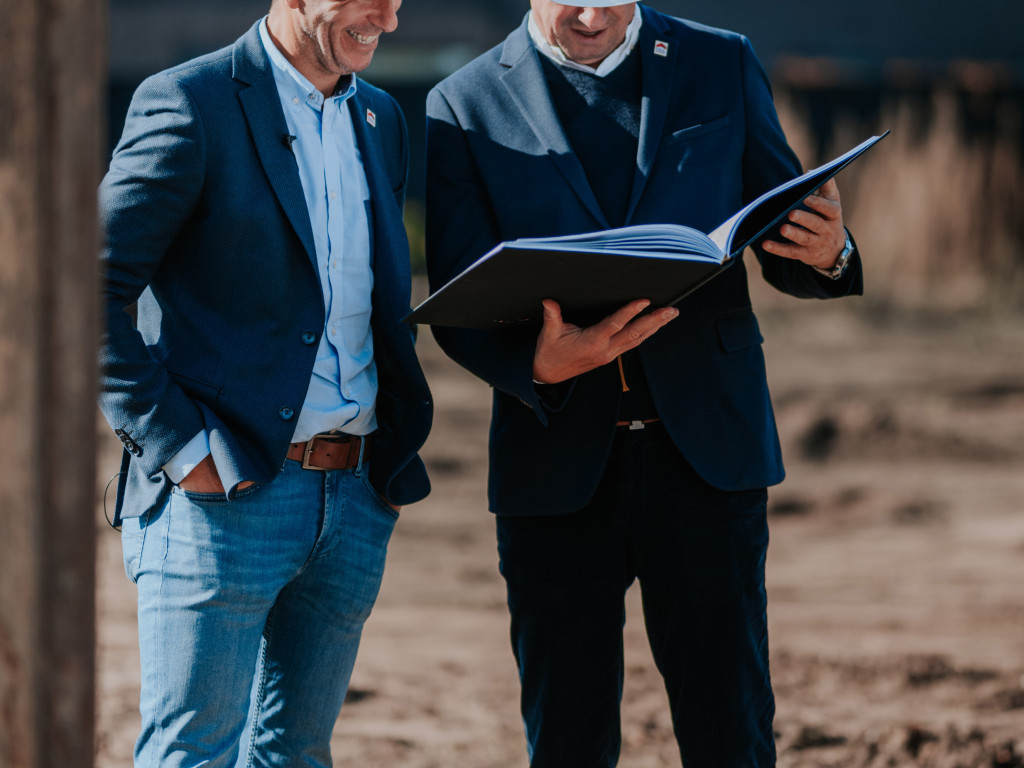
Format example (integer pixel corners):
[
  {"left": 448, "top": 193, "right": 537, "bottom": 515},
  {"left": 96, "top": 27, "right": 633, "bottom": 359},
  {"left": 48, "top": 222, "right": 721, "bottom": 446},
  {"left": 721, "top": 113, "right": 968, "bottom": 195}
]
[{"left": 163, "top": 430, "right": 210, "bottom": 484}]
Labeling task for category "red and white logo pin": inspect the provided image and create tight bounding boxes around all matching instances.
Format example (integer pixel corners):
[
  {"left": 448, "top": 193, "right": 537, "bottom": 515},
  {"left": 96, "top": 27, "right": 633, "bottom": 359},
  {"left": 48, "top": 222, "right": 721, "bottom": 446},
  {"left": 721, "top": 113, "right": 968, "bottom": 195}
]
[
  {"left": 366, "top": 109, "right": 377, "bottom": 127},
  {"left": 654, "top": 40, "right": 669, "bottom": 57}
]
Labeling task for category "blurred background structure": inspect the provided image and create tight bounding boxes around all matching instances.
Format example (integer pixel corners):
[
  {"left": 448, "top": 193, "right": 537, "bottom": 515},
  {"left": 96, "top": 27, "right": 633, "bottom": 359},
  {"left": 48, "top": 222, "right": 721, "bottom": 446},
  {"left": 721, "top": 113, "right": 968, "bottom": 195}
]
[
  {"left": 0, "top": 0, "right": 104, "bottom": 765},
  {"left": 109, "top": 0, "right": 1024, "bottom": 312}
]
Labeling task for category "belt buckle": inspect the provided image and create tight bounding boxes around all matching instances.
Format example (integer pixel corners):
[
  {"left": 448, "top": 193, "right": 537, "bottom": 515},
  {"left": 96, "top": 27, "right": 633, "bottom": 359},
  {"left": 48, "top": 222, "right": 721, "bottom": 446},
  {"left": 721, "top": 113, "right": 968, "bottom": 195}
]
[{"left": 302, "top": 434, "right": 333, "bottom": 471}]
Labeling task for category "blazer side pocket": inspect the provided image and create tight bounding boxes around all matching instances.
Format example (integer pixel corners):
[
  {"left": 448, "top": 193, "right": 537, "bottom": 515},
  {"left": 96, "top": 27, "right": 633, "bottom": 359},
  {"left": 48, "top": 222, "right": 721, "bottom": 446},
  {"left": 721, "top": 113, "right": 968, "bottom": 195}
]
[
  {"left": 167, "top": 369, "right": 222, "bottom": 406},
  {"left": 666, "top": 115, "right": 731, "bottom": 145},
  {"left": 715, "top": 309, "right": 764, "bottom": 352}
]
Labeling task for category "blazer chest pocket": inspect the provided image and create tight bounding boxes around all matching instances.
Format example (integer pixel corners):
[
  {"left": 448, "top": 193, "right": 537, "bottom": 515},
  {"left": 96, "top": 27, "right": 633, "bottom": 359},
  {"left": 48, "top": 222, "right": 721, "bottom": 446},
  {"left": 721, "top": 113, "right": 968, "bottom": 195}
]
[
  {"left": 715, "top": 310, "right": 763, "bottom": 353},
  {"left": 666, "top": 115, "right": 731, "bottom": 145}
]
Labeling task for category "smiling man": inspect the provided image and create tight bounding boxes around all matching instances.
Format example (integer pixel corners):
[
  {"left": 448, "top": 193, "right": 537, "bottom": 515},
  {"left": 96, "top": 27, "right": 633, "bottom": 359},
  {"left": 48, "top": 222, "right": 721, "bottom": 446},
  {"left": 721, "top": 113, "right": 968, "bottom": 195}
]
[
  {"left": 425, "top": 1, "right": 862, "bottom": 766},
  {"left": 99, "top": 0, "right": 432, "bottom": 766}
]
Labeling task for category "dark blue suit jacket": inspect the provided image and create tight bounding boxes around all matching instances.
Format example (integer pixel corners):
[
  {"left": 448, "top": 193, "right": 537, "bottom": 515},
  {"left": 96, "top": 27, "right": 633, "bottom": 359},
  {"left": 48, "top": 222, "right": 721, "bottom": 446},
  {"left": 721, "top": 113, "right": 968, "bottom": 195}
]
[
  {"left": 425, "top": 7, "right": 862, "bottom": 516},
  {"left": 100, "top": 22, "right": 432, "bottom": 520}
]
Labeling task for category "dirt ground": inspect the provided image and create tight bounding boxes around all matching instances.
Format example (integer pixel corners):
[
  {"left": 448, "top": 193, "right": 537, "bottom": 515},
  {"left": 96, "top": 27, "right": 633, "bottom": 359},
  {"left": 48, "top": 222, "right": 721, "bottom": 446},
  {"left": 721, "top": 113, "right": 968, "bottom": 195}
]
[{"left": 94, "top": 296, "right": 1024, "bottom": 767}]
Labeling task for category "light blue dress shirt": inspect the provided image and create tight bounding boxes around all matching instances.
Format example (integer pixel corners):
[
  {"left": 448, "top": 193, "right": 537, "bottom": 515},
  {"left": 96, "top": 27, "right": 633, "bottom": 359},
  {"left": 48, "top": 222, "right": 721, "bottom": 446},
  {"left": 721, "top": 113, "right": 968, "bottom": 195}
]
[{"left": 164, "top": 18, "right": 378, "bottom": 482}]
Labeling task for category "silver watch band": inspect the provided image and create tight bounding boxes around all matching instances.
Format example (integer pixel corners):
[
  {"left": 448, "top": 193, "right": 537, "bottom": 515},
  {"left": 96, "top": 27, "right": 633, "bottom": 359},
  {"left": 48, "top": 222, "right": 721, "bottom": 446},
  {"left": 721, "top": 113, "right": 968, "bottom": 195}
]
[{"left": 813, "top": 230, "right": 854, "bottom": 279}]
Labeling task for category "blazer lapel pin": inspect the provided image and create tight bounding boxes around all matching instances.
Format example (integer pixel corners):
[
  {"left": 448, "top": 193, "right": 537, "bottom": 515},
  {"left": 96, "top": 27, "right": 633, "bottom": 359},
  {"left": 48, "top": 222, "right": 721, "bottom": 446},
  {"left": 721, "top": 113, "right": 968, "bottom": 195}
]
[
  {"left": 654, "top": 40, "right": 669, "bottom": 57},
  {"left": 366, "top": 108, "right": 377, "bottom": 128}
]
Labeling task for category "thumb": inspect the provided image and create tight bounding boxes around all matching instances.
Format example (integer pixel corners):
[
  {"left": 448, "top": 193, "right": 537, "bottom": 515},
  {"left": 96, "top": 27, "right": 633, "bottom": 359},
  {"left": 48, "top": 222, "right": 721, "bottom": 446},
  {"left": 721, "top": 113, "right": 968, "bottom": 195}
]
[{"left": 541, "top": 299, "right": 563, "bottom": 328}]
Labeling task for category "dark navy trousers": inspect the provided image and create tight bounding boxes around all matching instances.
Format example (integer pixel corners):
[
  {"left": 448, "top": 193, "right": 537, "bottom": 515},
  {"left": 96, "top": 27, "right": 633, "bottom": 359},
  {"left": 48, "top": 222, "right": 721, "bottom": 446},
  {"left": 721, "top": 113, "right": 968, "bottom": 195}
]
[{"left": 496, "top": 423, "right": 775, "bottom": 768}]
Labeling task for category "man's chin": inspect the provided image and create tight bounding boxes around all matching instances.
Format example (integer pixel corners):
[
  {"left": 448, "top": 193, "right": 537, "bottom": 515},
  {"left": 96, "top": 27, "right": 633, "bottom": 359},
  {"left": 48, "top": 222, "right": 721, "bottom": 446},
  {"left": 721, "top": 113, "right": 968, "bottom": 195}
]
[{"left": 560, "top": 38, "right": 615, "bottom": 67}]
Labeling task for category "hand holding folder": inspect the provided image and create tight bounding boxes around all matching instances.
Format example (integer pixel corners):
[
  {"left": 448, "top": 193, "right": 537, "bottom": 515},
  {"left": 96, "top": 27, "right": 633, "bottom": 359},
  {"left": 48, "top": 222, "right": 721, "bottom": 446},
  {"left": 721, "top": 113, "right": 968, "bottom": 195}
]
[{"left": 407, "top": 132, "right": 888, "bottom": 330}]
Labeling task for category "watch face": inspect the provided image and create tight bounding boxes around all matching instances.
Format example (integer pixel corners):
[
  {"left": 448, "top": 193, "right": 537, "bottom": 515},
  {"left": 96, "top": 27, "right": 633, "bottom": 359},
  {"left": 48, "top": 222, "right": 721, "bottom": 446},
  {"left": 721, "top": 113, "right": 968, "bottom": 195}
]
[{"left": 833, "top": 240, "right": 853, "bottom": 276}]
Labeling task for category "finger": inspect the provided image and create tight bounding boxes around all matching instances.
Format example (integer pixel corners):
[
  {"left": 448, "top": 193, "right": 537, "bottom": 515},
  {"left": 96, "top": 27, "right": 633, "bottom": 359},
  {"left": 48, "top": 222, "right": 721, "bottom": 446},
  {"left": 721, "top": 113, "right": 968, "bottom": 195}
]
[
  {"left": 778, "top": 221, "right": 815, "bottom": 246},
  {"left": 786, "top": 208, "right": 829, "bottom": 235},
  {"left": 611, "top": 306, "right": 679, "bottom": 350},
  {"left": 818, "top": 178, "right": 841, "bottom": 202},
  {"left": 594, "top": 298, "right": 650, "bottom": 336},
  {"left": 801, "top": 195, "right": 841, "bottom": 222},
  {"left": 763, "top": 233, "right": 841, "bottom": 267},
  {"left": 760, "top": 238, "right": 805, "bottom": 260}
]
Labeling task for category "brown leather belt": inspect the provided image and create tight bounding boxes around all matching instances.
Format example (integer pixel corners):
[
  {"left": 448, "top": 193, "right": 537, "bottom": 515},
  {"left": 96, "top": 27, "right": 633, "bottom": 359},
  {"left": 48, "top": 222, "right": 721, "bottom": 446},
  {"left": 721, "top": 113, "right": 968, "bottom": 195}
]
[
  {"left": 286, "top": 432, "right": 370, "bottom": 471},
  {"left": 615, "top": 418, "right": 661, "bottom": 430}
]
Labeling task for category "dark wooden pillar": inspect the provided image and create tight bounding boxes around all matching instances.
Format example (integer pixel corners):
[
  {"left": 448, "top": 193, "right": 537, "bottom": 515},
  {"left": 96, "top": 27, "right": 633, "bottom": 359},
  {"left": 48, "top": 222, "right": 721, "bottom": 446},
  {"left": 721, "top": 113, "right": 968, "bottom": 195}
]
[{"left": 0, "top": 0, "right": 106, "bottom": 765}]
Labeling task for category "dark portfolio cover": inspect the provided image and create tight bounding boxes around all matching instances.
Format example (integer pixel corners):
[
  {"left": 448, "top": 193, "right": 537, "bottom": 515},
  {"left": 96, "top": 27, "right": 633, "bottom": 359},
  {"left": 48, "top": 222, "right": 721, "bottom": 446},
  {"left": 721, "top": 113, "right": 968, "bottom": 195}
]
[{"left": 407, "top": 132, "right": 887, "bottom": 329}]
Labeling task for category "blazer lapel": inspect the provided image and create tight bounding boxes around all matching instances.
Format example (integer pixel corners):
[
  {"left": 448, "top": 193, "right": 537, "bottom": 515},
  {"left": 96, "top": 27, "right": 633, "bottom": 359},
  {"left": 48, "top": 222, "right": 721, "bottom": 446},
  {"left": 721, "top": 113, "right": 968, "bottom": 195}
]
[
  {"left": 499, "top": 20, "right": 608, "bottom": 229},
  {"left": 625, "top": 7, "right": 678, "bottom": 224},
  {"left": 232, "top": 24, "right": 318, "bottom": 271},
  {"left": 348, "top": 92, "right": 408, "bottom": 318}
]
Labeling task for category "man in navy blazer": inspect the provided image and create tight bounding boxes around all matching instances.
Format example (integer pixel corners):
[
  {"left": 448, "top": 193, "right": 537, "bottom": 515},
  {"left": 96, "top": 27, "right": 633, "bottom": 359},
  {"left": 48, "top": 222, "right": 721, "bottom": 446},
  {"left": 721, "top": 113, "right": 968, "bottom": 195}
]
[
  {"left": 99, "top": 0, "right": 431, "bottom": 764},
  {"left": 426, "top": 1, "right": 862, "bottom": 766}
]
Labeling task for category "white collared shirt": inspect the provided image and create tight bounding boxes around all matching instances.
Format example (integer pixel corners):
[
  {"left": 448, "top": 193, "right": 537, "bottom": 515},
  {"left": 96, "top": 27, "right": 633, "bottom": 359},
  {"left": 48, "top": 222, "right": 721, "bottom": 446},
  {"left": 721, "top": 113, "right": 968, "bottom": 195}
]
[{"left": 527, "top": 5, "right": 642, "bottom": 77}]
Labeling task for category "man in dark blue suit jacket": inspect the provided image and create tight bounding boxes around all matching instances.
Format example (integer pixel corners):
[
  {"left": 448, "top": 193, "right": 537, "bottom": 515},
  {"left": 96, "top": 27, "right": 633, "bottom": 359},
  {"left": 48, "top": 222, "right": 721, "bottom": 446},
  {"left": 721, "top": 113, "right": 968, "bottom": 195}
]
[
  {"left": 99, "top": 0, "right": 431, "bottom": 764},
  {"left": 425, "top": 1, "right": 862, "bottom": 766}
]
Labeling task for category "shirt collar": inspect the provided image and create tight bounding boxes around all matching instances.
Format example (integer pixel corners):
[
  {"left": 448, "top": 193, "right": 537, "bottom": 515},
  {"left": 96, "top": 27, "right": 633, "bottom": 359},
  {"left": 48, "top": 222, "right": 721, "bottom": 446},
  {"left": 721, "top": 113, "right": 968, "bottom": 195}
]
[
  {"left": 527, "top": 5, "right": 642, "bottom": 78},
  {"left": 258, "top": 17, "right": 357, "bottom": 110}
]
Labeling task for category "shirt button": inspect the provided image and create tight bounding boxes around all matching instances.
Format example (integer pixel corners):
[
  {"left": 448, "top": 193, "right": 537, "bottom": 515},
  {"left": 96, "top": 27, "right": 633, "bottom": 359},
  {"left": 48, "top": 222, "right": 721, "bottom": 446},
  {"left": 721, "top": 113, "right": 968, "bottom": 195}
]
[
  {"left": 279, "top": 407, "right": 295, "bottom": 421},
  {"left": 292, "top": 96, "right": 300, "bottom": 105},
  {"left": 301, "top": 331, "right": 317, "bottom": 345},
  {"left": 329, "top": 190, "right": 338, "bottom": 200}
]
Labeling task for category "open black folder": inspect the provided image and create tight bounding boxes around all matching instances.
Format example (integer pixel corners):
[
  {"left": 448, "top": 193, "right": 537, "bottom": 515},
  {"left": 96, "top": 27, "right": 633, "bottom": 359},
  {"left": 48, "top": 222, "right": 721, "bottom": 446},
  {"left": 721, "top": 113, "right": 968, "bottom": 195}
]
[{"left": 406, "top": 132, "right": 887, "bottom": 329}]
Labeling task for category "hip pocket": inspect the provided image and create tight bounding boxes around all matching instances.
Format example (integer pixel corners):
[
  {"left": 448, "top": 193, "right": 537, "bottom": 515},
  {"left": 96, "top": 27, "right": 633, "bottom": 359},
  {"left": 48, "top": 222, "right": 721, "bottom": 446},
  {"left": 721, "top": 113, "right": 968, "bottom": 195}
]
[
  {"left": 120, "top": 509, "right": 152, "bottom": 584},
  {"left": 360, "top": 470, "right": 401, "bottom": 520}
]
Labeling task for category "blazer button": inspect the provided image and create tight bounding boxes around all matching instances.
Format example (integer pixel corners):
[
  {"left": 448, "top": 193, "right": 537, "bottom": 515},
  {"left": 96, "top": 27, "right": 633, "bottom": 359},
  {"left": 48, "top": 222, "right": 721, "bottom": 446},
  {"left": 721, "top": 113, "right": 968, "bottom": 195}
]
[
  {"left": 279, "top": 407, "right": 295, "bottom": 421},
  {"left": 301, "top": 330, "right": 317, "bottom": 345}
]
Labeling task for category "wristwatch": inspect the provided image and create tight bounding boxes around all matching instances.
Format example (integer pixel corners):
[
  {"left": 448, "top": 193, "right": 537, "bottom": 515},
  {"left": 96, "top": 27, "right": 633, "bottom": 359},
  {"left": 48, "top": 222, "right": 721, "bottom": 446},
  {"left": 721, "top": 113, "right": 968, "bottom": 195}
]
[{"left": 814, "top": 230, "right": 854, "bottom": 279}]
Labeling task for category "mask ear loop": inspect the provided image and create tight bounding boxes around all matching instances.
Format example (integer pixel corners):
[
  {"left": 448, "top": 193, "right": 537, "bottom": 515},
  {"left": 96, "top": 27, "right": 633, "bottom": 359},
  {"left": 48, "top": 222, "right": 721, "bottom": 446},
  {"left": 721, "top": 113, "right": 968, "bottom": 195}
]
[{"left": 103, "top": 472, "right": 124, "bottom": 531}]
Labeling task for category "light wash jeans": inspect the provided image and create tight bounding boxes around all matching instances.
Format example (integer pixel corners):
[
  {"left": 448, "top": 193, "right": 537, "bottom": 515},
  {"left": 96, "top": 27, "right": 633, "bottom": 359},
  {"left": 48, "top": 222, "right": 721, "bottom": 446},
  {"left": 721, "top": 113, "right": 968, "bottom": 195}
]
[{"left": 120, "top": 457, "right": 398, "bottom": 768}]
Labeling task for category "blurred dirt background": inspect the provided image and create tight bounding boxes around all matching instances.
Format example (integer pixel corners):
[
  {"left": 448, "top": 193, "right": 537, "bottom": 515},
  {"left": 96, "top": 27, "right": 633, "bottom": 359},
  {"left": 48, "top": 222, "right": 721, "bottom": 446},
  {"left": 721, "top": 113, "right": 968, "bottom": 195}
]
[{"left": 94, "top": 282, "right": 1024, "bottom": 766}]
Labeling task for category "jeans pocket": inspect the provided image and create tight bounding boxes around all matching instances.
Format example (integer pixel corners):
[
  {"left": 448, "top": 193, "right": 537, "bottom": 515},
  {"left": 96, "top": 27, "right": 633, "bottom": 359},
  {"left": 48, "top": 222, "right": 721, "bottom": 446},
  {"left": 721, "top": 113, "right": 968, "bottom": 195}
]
[
  {"left": 173, "top": 481, "right": 262, "bottom": 505},
  {"left": 360, "top": 472, "right": 400, "bottom": 519},
  {"left": 121, "top": 510, "right": 151, "bottom": 584},
  {"left": 174, "top": 488, "right": 227, "bottom": 503}
]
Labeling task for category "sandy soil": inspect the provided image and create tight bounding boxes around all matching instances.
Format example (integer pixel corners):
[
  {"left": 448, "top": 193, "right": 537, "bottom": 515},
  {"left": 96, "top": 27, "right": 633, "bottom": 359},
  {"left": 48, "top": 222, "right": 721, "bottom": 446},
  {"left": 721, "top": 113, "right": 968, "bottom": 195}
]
[{"left": 95, "top": 298, "right": 1024, "bottom": 767}]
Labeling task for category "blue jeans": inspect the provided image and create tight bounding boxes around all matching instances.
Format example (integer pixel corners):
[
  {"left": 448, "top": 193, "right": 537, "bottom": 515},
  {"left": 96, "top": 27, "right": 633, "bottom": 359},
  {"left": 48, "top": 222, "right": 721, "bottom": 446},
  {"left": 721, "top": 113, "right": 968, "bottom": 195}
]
[
  {"left": 120, "top": 458, "right": 398, "bottom": 768},
  {"left": 496, "top": 423, "right": 774, "bottom": 768}
]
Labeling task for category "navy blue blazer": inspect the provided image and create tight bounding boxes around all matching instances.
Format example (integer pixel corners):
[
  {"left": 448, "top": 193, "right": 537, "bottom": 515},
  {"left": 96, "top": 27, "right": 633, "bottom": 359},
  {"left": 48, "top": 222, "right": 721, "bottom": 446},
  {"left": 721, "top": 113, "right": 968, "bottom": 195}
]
[
  {"left": 425, "top": 7, "right": 862, "bottom": 516},
  {"left": 100, "top": 22, "right": 432, "bottom": 520}
]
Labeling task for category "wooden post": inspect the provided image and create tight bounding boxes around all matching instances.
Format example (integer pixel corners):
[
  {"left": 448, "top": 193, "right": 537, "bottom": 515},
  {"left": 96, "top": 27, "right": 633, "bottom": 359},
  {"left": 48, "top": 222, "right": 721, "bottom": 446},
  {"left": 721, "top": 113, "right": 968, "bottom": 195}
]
[{"left": 0, "top": 0, "right": 105, "bottom": 765}]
